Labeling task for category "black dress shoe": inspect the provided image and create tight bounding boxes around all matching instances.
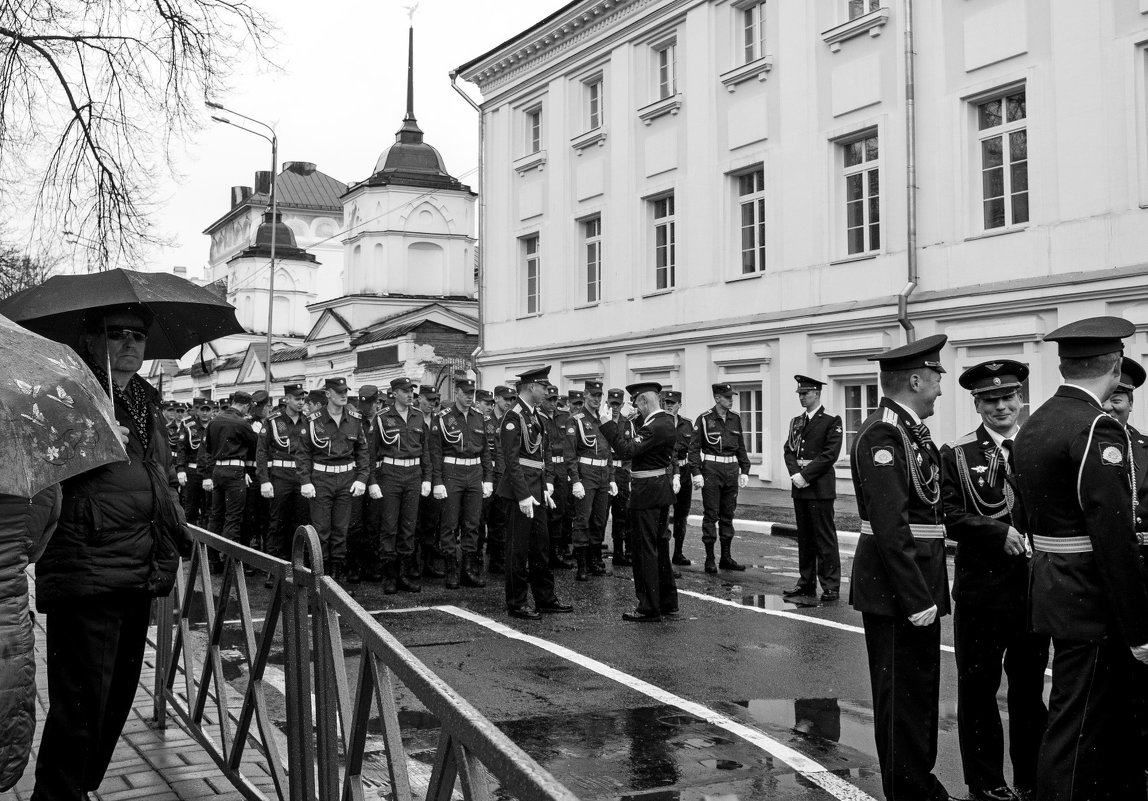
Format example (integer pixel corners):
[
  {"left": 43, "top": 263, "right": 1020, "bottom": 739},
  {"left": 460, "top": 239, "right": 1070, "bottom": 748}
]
[
  {"left": 537, "top": 600, "right": 573, "bottom": 613},
  {"left": 969, "top": 787, "right": 1020, "bottom": 801},
  {"left": 820, "top": 590, "right": 840, "bottom": 602},
  {"left": 671, "top": 553, "right": 692, "bottom": 566},
  {"left": 622, "top": 610, "right": 662, "bottom": 622},
  {"left": 508, "top": 607, "right": 541, "bottom": 620},
  {"left": 782, "top": 584, "right": 815, "bottom": 598},
  {"left": 661, "top": 609, "right": 681, "bottom": 619},
  {"left": 672, "top": 569, "right": 682, "bottom": 579}
]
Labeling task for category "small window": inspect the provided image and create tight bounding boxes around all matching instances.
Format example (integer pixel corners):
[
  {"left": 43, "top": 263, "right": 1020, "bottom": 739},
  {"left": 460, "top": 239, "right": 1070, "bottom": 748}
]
[
  {"left": 848, "top": 0, "right": 880, "bottom": 19},
  {"left": 652, "top": 195, "right": 676, "bottom": 290},
  {"left": 586, "top": 78, "right": 603, "bottom": 131},
  {"left": 734, "top": 387, "right": 765, "bottom": 456},
  {"left": 842, "top": 133, "right": 880, "bottom": 255},
  {"left": 654, "top": 42, "right": 677, "bottom": 100},
  {"left": 741, "top": 2, "right": 767, "bottom": 64},
  {"left": 583, "top": 216, "right": 602, "bottom": 304},
  {"left": 522, "top": 235, "right": 540, "bottom": 315},
  {"left": 843, "top": 381, "right": 880, "bottom": 453},
  {"left": 526, "top": 107, "right": 542, "bottom": 155},
  {"left": 737, "top": 168, "right": 766, "bottom": 274},
  {"left": 976, "top": 88, "right": 1028, "bottom": 230}
]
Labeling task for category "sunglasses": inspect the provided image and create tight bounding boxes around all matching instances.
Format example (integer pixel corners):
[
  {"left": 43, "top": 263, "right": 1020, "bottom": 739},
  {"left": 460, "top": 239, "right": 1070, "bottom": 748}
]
[{"left": 105, "top": 328, "right": 148, "bottom": 343}]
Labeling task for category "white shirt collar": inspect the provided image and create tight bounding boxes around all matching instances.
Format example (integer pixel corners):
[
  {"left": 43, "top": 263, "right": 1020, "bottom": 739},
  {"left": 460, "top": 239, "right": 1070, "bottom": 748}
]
[
  {"left": 1062, "top": 382, "right": 1103, "bottom": 407},
  {"left": 805, "top": 405, "right": 823, "bottom": 420},
  {"left": 984, "top": 424, "right": 1020, "bottom": 449}
]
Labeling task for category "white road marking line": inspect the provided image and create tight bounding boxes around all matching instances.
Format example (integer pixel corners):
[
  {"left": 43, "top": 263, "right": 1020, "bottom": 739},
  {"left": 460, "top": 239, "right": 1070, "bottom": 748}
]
[
  {"left": 218, "top": 606, "right": 432, "bottom": 626},
  {"left": 435, "top": 605, "right": 876, "bottom": 801}
]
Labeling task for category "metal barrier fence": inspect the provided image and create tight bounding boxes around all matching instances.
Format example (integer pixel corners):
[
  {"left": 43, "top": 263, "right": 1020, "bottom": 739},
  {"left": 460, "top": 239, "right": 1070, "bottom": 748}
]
[{"left": 152, "top": 524, "right": 578, "bottom": 801}]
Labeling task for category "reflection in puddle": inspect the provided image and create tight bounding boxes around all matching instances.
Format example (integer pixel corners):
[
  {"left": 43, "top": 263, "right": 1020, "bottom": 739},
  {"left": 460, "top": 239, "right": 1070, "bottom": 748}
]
[
  {"left": 698, "top": 758, "right": 744, "bottom": 770},
  {"left": 741, "top": 593, "right": 821, "bottom": 609}
]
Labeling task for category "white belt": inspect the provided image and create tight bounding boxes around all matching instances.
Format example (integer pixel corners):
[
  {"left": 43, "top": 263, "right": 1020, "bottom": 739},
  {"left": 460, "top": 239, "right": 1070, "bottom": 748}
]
[
  {"left": 216, "top": 459, "right": 246, "bottom": 467},
  {"left": 859, "top": 520, "right": 946, "bottom": 539},
  {"left": 677, "top": 459, "right": 689, "bottom": 467},
  {"left": 444, "top": 457, "right": 480, "bottom": 466},
  {"left": 703, "top": 454, "right": 737, "bottom": 463},
  {"left": 1139, "top": 533, "right": 1148, "bottom": 546},
  {"left": 797, "top": 459, "right": 812, "bottom": 467},
  {"left": 314, "top": 463, "right": 355, "bottom": 474},
  {"left": 1033, "top": 535, "right": 1093, "bottom": 553},
  {"left": 631, "top": 468, "right": 667, "bottom": 479},
  {"left": 378, "top": 457, "right": 419, "bottom": 468},
  {"left": 269, "top": 459, "right": 295, "bottom": 469},
  {"left": 550, "top": 456, "right": 565, "bottom": 464},
  {"left": 187, "top": 462, "right": 198, "bottom": 469},
  {"left": 579, "top": 457, "right": 608, "bottom": 467},
  {"left": 519, "top": 458, "right": 545, "bottom": 470},
  {"left": 245, "top": 460, "right": 255, "bottom": 468}
]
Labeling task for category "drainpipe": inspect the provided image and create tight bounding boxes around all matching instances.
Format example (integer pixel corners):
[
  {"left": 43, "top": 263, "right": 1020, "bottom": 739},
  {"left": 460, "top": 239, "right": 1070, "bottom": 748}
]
[
  {"left": 899, "top": 0, "right": 918, "bottom": 342},
  {"left": 450, "top": 69, "right": 486, "bottom": 383}
]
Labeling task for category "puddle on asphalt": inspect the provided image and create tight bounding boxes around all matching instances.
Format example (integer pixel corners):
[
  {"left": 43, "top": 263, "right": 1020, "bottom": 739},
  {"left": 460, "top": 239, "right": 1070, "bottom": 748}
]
[{"left": 741, "top": 593, "right": 821, "bottom": 610}]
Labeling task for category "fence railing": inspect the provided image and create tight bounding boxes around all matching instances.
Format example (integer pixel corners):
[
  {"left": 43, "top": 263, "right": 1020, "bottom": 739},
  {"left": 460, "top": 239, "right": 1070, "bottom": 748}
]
[{"left": 152, "top": 524, "right": 578, "bottom": 801}]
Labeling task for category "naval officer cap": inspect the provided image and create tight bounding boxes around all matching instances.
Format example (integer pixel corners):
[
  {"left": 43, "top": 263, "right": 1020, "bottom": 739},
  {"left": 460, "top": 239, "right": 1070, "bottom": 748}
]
[
  {"left": 868, "top": 334, "right": 948, "bottom": 373},
  {"left": 545, "top": 384, "right": 559, "bottom": 398},
  {"left": 626, "top": 381, "right": 662, "bottom": 397},
  {"left": 584, "top": 380, "right": 604, "bottom": 395},
  {"left": 662, "top": 389, "right": 683, "bottom": 404},
  {"left": 794, "top": 375, "right": 826, "bottom": 392},
  {"left": 1044, "top": 316, "right": 1135, "bottom": 358},
  {"left": 1112, "top": 357, "right": 1147, "bottom": 397},
  {"left": 515, "top": 365, "right": 552, "bottom": 386},
  {"left": 959, "top": 360, "right": 1029, "bottom": 399},
  {"left": 193, "top": 396, "right": 212, "bottom": 409},
  {"left": 567, "top": 389, "right": 586, "bottom": 402},
  {"left": 324, "top": 377, "right": 350, "bottom": 392},
  {"left": 494, "top": 385, "right": 514, "bottom": 399},
  {"left": 283, "top": 383, "right": 306, "bottom": 397},
  {"left": 712, "top": 382, "right": 735, "bottom": 398},
  {"left": 607, "top": 388, "right": 625, "bottom": 403}
]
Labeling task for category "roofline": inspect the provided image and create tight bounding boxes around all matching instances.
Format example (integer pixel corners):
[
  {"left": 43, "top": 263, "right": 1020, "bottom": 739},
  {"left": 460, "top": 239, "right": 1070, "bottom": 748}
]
[
  {"left": 453, "top": 0, "right": 583, "bottom": 77},
  {"left": 202, "top": 197, "right": 343, "bottom": 235}
]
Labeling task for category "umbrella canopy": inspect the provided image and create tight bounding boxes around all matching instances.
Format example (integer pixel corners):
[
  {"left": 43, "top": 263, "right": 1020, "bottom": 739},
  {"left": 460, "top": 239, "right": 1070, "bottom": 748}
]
[
  {"left": 0, "top": 268, "right": 243, "bottom": 359},
  {"left": 0, "top": 313, "right": 128, "bottom": 498}
]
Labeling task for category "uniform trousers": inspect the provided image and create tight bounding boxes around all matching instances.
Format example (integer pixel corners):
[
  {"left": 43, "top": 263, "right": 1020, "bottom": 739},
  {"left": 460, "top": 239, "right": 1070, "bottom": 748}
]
[
  {"left": 440, "top": 462, "right": 483, "bottom": 556},
  {"left": 546, "top": 469, "right": 571, "bottom": 551},
  {"left": 376, "top": 463, "right": 421, "bottom": 558},
  {"left": 418, "top": 494, "right": 442, "bottom": 555},
  {"left": 670, "top": 465, "right": 692, "bottom": 543},
  {"left": 241, "top": 475, "right": 267, "bottom": 550},
  {"left": 700, "top": 462, "right": 739, "bottom": 546},
  {"left": 1037, "top": 639, "right": 1145, "bottom": 801},
  {"left": 793, "top": 498, "right": 841, "bottom": 592},
  {"left": 33, "top": 594, "right": 151, "bottom": 801},
  {"left": 954, "top": 600, "right": 1048, "bottom": 793},
  {"left": 630, "top": 505, "right": 677, "bottom": 616},
  {"left": 308, "top": 469, "right": 354, "bottom": 561},
  {"left": 479, "top": 472, "right": 506, "bottom": 557},
  {"left": 505, "top": 501, "right": 558, "bottom": 610},
  {"left": 209, "top": 465, "right": 248, "bottom": 545},
  {"left": 346, "top": 492, "right": 379, "bottom": 570},
  {"left": 572, "top": 466, "right": 610, "bottom": 549},
  {"left": 610, "top": 466, "right": 630, "bottom": 549},
  {"left": 181, "top": 471, "right": 207, "bottom": 528},
  {"left": 266, "top": 470, "right": 309, "bottom": 560},
  {"left": 861, "top": 611, "right": 949, "bottom": 801}
]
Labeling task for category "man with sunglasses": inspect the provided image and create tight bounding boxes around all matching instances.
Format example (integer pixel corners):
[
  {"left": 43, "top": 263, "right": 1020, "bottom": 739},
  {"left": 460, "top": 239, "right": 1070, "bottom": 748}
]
[{"left": 177, "top": 396, "right": 214, "bottom": 527}]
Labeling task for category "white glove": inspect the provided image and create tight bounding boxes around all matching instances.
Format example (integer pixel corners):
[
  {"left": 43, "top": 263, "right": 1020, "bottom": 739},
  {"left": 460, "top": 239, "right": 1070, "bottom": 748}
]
[
  {"left": 482, "top": 481, "right": 493, "bottom": 498},
  {"left": 791, "top": 473, "right": 809, "bottom": 489},
  {"left": 1132, "top": 643, "right": 1148, "bottom": 664},
  {"left": 620, "top": 401, "right": 637, "bottom": 420},
  {"left": 692, "top": 475, "right": 704, "bottom": 490},
  {"left": 433, "top": 484, "right": 448, "bottom": 500},
  {"left": 260, "top": 481, "right": 274, "bottom": 499},
  {"left": 301, "top": 483, "right": 316, "bottom": 499},
  {"left": 572, "top": 481, "right": 586, "bottom": 500},
  {"left": 546, "top": 482, "right": 554, "bottom": 497},
  {"left": 369, "top": 483, "right": 382, "bottom": 500},
  {"left": 738, "top": 473, "right": 749, "bottom": 489},
  {"left": 421, "top": 480, "right": 432, "bottom": 497},
  {"left": 609, "top": 481, "right": 618, "bottom": 496},
  {"left": 245, "top": 473, "right": 252, "bottom": 488},
  {"left": 672, "top": 473, "right": 681, "bottom": 494},
  {"left": 177, "top": 471, "right": 188, "bottom": 486},
  {"left": 202, "top": 478, "right": 214, "bottom": 493},
  {"left": 908, "top": 604, "right": 938, "bottom": 627},
  {"left": 544, "top": 483, "right": 556, "bottom": 509},
  {"left": 350, "top": 480, "right": 366, "bottom": 497},
  {"left": 519, "top": 496, "right": 540, "bottom": 518}
]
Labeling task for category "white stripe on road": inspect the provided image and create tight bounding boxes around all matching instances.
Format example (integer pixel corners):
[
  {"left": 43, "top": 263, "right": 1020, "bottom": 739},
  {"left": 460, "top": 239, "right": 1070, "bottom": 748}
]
[{"left": 435, "top": 604, "right": 876, "bottom": 801}]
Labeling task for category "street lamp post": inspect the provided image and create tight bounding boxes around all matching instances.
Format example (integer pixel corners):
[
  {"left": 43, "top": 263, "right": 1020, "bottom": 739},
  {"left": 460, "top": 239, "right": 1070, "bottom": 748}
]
[{"left": 206, "top": 101, "right": 278, "bottom": 397}]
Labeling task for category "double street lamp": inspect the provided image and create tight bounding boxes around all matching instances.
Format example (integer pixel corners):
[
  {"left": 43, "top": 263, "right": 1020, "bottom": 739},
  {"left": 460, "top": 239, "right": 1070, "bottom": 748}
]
[{"left": 206, "top": 101, "right": 278, "bottom": 397}]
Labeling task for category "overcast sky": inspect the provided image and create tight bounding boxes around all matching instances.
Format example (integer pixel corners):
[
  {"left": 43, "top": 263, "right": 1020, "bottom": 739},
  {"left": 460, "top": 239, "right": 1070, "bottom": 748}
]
[{"left": 141, "top": 0, "right": 566, "bottom": 280}]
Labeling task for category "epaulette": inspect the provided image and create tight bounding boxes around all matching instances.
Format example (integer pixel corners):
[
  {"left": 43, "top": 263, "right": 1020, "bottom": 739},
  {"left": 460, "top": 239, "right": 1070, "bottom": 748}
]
[
  {"left": 700, "top": 409, "right": 713, "bottom": 417},
  {"left": 572, "top": 411, "right": 585, "bottom": 420},
  {"left": 438, "top": 408, "right": 451, "bottom": 418},
  {"left": 347, "top": 406, "right": 361, "bottom": 419},
  {"left": 950, "top": 431, "right": 979, "bottom": 448},
  {"left": 308, "top": 411, "right": 321, "bottom": 421},
  {"left": 880, "top": 407, "right": 898, "bottom": 426},
  {"left": 267, "top": 410, "right": 282, "bottom": 421}
]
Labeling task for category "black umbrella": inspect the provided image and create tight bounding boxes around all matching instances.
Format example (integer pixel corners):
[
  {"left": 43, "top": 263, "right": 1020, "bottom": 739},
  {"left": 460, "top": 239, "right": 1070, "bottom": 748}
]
[{"left": 0, "top": 268, "right": 243, "bottom": 359}]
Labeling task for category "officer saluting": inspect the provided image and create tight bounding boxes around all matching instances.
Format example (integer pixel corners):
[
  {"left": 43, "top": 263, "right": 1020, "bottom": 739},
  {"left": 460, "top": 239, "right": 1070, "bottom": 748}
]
[
  {"left": 688, "top": 382, "right": 751, "bottom": 573},
  {"left": 781, "top": 375, "right": 844, "bottom": 601},
  {"left": 1013, "top": 317, "right": 1148, "bottom": 800},
  {"left": 941, "top": 361, "right": 1048, "bottom": 801},
  {"left": 850, "top": 334, "right": 951, "bottom": 801}
]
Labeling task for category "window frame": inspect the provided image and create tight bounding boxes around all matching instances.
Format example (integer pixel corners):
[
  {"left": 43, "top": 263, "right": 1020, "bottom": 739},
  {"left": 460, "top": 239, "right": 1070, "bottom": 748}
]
[
  {"left": 586, "top": 77, "right": 603, "bottom": 132},
  {"left": 651, "top": 193, "right": 677, "bottom": 292},
  {"left": 521, "top": 234, "right": 541, "bottom": 317},
  {"left": 839, "top": 130, "right": 881, "bottom": 257},
  {"left": 733, "top": 384, "right": 765, "bottom": 460},
  {"left": 974, "top": 87, "right": 1029, "bottom": 232},
  {"left": 582, "top": 215, "right": 602, "bottom": 305},
  {"left": 525, "top": 105, "right": 543, "bottom": 155},
  {"left": 653, "top": 39, "right": 678, "bottom": 101},
  {"left": 734, "top": 166, "right": 766, "bottom": 275},
  {"left": 840, "top": 378, "right": 880, "bottom": 457},
  {"left": 847, "top": 0, "right": 880, "bottom": 20},
  {"left": 737, "top": 1, "right": 767, "bottom": 65}
]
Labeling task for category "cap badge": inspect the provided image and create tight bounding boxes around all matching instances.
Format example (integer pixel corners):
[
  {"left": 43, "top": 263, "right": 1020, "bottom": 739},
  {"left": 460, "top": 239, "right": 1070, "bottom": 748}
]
[
  {"left": 992, "top": 378, "right": 1002, "bottom": 386},
  {"left": 986, "top": 363, "right": 1002, "bottom": 371}
]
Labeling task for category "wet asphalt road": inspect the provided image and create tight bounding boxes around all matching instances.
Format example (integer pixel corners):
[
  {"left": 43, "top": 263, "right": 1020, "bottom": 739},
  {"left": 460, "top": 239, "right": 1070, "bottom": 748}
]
[{"left": 199, "top": 526, "right": 1044, "bottom": 801}]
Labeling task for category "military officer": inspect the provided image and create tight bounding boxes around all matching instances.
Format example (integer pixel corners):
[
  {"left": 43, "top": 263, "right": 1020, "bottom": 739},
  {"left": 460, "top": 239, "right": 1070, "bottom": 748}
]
[
  {"left": 483, "top": 385, "right": 515, "bottom": 573},
  {"left": 1016, "top": 319, "right": 1148, "bottom": 801},
  {"left": 177, "top": 397, "right": 213, "bottom": 527},
  {"left": 304, "top": 388, "right": 326, "bottom": 415},
  {"left": 566, "top": 380, "right": 615, "bottom": 580},
  {"left": 497, "top": 365, "right": 572, "bottom": 619},
  {"left": 296, "top": 377, "right": 370, "bottom": 581},
  {"left": 1103, "top": 357, "right": 1148, "bottom": 554},
  {"left": 661, "top": 390, "right": 695, "bottom": 566},
  {"left": 606, "top": 388, "right": 635, "bottom": 568},
  {"left": 415, "top": 386, "right": 446, "bottom": 577},
  {"left": 600, "top": 383, "right": 679, "bottom": 621},
  {"left": 241, "top": 389, "right": 271, "bottom": 556},
  {"left": 540, "top": 385, "right": 575, "bottom": 569},
  {"left": 474, "top": 388, "right": 497, "bottom": 567},
  {"left": 942, "top": 361, "right": 1049, "bottom": 801},
  {"left": 850, "top": 334, "right": 952, "bottom": 801},
  {"left": 163, "top": 401, "right": 181, "bottom": 462},
  {"left": 781, "top": 376, "right": 844, "bottom": 600},
  {"left": 256, "top": 383, "right": 310, "bottom": 582},
  {"left": 367, "top": 376, "right": 432, "bottom": 594},
  {"left": 346, "top": 385, "right": 382, "bottom": 584},
  {"left": 430, "top": 378, "right": 494, "bottom": 589},
  {"left": 201, "top": 391, "right": 258, "bottom": 573},
  {"left": 687, "top": 383, "right": 751, "bottom": 573}
]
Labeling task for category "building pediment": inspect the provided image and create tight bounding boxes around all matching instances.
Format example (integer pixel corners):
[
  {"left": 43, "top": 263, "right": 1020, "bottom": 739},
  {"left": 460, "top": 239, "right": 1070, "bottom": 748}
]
[{"left": 306, "top": 308, "right": 354, "bottom": 342}]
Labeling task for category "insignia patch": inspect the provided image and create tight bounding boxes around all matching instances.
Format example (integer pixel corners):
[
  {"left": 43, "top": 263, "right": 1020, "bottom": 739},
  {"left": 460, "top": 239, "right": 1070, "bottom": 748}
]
[
  {"left": 992, "top": 377, "right": 1002, "bottom": 386},
  {"left": 986, "top": 363, "right": 1002, "bottom": 371},
  {"left": 872, "top": 447, "right": 894, "bottom": 466},
  {"left": 506, "top": 423, "right": 516, "bottom": 431},
  {"left": 972, "top": 465, "right": 988, "bottom": 474},
  {"left": 1099, "top": 443, "right": 1124, "bottom": 466},
  {"left": 567, "top": 427, "right": 575, "bottom": 434},
  {"left": 835, "top": 427, "right": 842, "bottom": 433}
]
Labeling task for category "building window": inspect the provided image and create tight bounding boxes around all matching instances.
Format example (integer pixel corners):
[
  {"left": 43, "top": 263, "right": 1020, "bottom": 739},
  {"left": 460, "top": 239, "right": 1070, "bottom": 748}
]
[
  {"left": 737, "top": 168, "right": 766, "bottom": 274},
  {"left": 526, "top": 107, "right": 542, "bottom": 154},
  {"left": 977, "top": 88, "right": 1028, "bottom": 230},
  {"left": 522, "top": 235, "right": 540, "bottom": 315},
  {"left": 843, "top": 381, "right": 879, "bottom": 453},
  {"left": 583, "top": 216, "right": 602, "bottom": 304},
  {"left": 741, "top": 2, "right": 767, "bottom": 64},
  {"left": 654, "top": 41, "right": 677, "bottom": 100},
  {"left": 652, "top": 194, "right": 676, "bottom": 290},
  {"left": 586, "top": 78, "right": 602, "bottom": 131},
  {"left": 843, "top": 133, "right": 880, "bottom": 255},
  {"left": 848, "top": 0, "right": 880, "bottom": 19},
  {"left": 735, "top": 386, "right": 765, "bottom": 456}
]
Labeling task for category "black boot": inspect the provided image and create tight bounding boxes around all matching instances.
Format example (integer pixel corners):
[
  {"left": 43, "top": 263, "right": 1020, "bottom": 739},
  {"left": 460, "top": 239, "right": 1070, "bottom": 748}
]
[
  {"left": 397, "top": 555, "right": 421, "bottom": 592},
  {"left": 382, "top": 558, "right": 398, "bottom": 595},
  {"left": 550, "top": 546, "right": 575, "bottom": 569},
  {"left": 574, "top": 547, "right": 590, "bottom": 582},
  {"left": 612, "top": 538, "right": 632, "bottom": 567},
  {"left": 704, "top": 542, "right": 718, "bottom": 574},
  {"left": 719, "top": 540, "right": 746, "bottom": 571},
  {"left": 364, "top": 561, "right": 383, "bottom": 582},
  {"left": 672, "top": 532, "right": 692, "bottom": 565},
  {"left": 487, "top": 543, "right": 504, "bottom": 574},
  {"left": 422, "top": 545, "right": 445, "bottom": 579},
  {"left": 589, "top": 545, "right": 608, "bottom": 576},
  {"left": 346, "top": 561, "right": 362, "bottom": 584},
  {"left": 444, "top": 554, "right": 460, "bottom": 590},
  {"left": 460, "top": 553, "right": 486, "bottom": 588}
]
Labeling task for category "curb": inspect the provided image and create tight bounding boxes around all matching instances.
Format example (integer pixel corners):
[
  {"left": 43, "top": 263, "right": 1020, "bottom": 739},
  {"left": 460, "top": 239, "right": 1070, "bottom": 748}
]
[{"left": 685, "top": 515, "right": 956, "bottom": 553}]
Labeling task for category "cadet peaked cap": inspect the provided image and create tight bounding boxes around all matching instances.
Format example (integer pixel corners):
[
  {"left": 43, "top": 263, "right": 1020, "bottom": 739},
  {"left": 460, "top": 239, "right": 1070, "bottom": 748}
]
[
  {"left": 868, "top": 334, "right": 948, "bottom": 373},
  {"left": 607, "top": 388, "right": 625, "bottom": 402},
  {"left": 493, "top": 385, "right": 513, "bottom": 399},
  {"left": 390, "top": 376, "right": 415, "bottom": 391},
  {"left": 475, "top": 389, "right": 494, "bottom": 402},
  {"left": 516, "top": 365, "right": 551, "bottom": 385},
  {"left": 422, "top": 389, "right": 441, "bottom": 401},
  {"left": 454, "top": 377, "right": 476, "bottom": 391},
  {"left": 306, "top": 389, "right": 327, "bottom": 404},
  {"left": 193, "top": 396, "right": 212, "bottom": 408},
  {"left": 1044, "top": 316, "right": 1135, "bottom": 358},
  {"left": 251, "top": 389, "right": 270, "bottom": 406},
  {"left": 662, "top": 389, "right": 683, "bottom": 403},
  {"left": 1113, "top": 357, "right": 1147, "bottom": 396},
  {"left": 162, "top": 400, "right": 179, "bottom": 410},
  {"left": 584, "top": 380, "right": 604, "bottom": 394},
  {"left": 358, "top": 384, "right": 379, "bottom": 403},
  {"left": 545, "top": 384, "right": 559, "bottom": 398},
  {"left": 959, "top": 360, "right": 1029, "bottom": 398},
  {"left": 795, "top": 375, "right": 826, "bottom": 391},
  {"left": 283, "top": 383, "right": 306, "bottom": 397},
  {"left": 567, "top": 389, "right": 586, "bottom": 402},
  {"left": 712, "top": 382, "right": 735, "bottom": 397},
  {"left": 324, "top": 377, "right": 349, "bottom": 392},
  {"left": 626, "top": 381, "right": 662, "bottom": 397},
  {"left": 231, "top": 390, "right": 253, "bottom": 405}
]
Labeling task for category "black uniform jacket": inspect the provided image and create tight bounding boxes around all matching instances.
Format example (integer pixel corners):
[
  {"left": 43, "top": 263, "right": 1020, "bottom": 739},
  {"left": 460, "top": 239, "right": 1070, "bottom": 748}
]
[
  {"left": 296, "top": 406, "right": 370, "bottom": 484},
  {"left": 940, "top": 423, "right": 1028, "bottom": 609},
  {"left": 849, "top": 398, "right": 950, "bottom": 618},
  {"left": 370, "top": 406, "right": 431, "bottom": 482},
  {"left": 1128, "top": 423, "right": 1148, "bottom": 534},
  {"left": 496, "top": 400, "right": 554, "bottom": 503},
  {"left": 256, "top": 410, "right": 307, "bottom": 484},
  {"left": 564, "top": 408, "right": 614, "bottom": 485},
  {"left": 176, "top": 418, "right": 207, "bottom": 471},
  {"left": 200, "top": 408, "right": 258, "bottom": 475},
  {"left": 671, "top": 414, "right": 694, "bottom": 470},
  {"left": 688, "top": 407, "right": 751, "bottom": 476},
  {"left": 1014, "top": 385, "right": 1148, "bottom": 645},
  {"left": 601, "top": 410, "right": 676, "bottom": 510},
  {"left": 782, "top": 407, "right": 843, "bottom": 500},
  {"left": 429, "top": 405, "right": 493, "bottom": 484}
]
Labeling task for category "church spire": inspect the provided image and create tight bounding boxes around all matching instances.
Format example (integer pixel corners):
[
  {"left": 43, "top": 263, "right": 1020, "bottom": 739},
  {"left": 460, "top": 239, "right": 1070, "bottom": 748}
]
[{"left": 397, "top": 25, "right": 423, "bottom": 144}]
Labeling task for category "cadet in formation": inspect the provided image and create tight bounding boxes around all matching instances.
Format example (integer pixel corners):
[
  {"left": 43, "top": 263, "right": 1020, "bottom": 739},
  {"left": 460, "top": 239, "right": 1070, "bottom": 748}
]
[
  {"left": 688, "top": 383, "right": 751, "bottom": 573},
  {"left": 566, "top": 380, "right": 615, "bottom": 580}
]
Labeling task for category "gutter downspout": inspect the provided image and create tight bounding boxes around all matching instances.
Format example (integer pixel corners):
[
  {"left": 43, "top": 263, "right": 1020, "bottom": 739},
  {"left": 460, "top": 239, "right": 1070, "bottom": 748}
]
[
  {"left": 899, "top": 0, "right": 918, "bottom": 342},
  {"left": 450, "top": 70, "right": 486, "bottom": 383}
]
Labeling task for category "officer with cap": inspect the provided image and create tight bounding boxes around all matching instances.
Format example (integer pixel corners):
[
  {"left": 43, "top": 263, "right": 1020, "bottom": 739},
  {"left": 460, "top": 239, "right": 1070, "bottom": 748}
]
[
  {"left": 660, "top": 390, "right": 694, "bottom": 566},
  {"left": 606, "top": 388, "right": 635, "bottom": 567},
  {"left": 1103, "top": 356, "right": 1148, "bottom": 551},
  {"left": 482, "top": 385, "right": 516, "bottom": 572},
  {"left": 304, "top": 389, "right": 326, "bottom": 415},
  {"left": 201, "top": 391, "right": 258, "bottom": 573},
  {"left": 474, "top": 388, "right": 498, "bottom": 567},
  {"left": 162, "top": 401, "right": 181, "bottom": 463},
  {"left": 177, "top": 396, "right": 214, "bottom": 527},
  {"left": 242, "top": 389, "right": 272, "bottom": 555},
  {"left": 297, "top": 377, "right": 370, "bottom": 582},
  {"left": 497, "top": 366, "right": 572, "bottom": 619},
  {"left": 538, "top": 384, "right": 576, "bottom": 569},
  {"left": 941, "top": 360, "right": 1048, "bottom": 801},
  {"left": 256, "top": 383, "right": 310, "bottom": 582},
  {"left": 566, "top": 380, "right": 615, "bottom": 579},
  {"left": 367, "top": 377, "right": 432, "bottom": 593},
  {"left": 781, "top": 375, "right": 844, "bottom": 601},
  {"left": 430, "top": 377, "right": 494, "bottom": 589},
  {"left": 414, "top": 385, "right": 447, "bottom": 580},
  {"left": 850, "top": 333, "right": 952, "bottom": 801},
  {"left": 1014, "top": 317, "right": 1148, "bottom": 799},
  {"left": 599, "top": 382, "right": 680, "bottom": 621},
  {"left": 346, "top": 385, "right": 382, "bottom": 584},
  {"left": 688, "top": 383, "right": 751, "bottom": 573}
]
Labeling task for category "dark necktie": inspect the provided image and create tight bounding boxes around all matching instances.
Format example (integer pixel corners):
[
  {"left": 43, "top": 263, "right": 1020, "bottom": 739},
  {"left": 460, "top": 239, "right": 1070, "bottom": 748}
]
[
  {"left": 911, "top": 422, "right": 933, "bottom": 447},
  {"left": 1001, "top": 438, "right": 1014, "bottom": 474}
]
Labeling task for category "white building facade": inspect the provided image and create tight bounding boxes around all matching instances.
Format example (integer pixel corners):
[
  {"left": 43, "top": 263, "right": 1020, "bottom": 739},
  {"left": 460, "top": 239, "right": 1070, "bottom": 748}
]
[{"left": 459, "top": 0, "right": 1148, "bottom": 493}]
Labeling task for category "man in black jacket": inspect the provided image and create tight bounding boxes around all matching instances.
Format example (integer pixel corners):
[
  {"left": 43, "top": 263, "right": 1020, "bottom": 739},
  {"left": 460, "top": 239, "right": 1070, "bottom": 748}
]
[{"left": 201, "top": 391, "right": 257, "bottom": 573}]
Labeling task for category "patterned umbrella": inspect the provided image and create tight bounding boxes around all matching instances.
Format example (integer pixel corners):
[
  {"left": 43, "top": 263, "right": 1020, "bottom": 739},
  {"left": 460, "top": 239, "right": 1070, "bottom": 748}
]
[{"left": 0, "top": 313, "right": 127, "bottom": 498}]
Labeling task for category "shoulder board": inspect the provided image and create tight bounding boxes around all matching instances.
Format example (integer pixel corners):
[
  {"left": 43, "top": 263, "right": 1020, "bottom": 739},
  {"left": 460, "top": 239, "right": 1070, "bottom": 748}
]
[
  {"left": 880, "top": 407, "right": 899, "bottom": 426},
  {"left": 572, "top": 412, "right": 585, "bottom": 420},
  {"left": 308, "top": 411, "right": 321, "bottom": 421},
  {"left": 267, "top": 411, "right": 282, "bottom": 420},
  {"left": 438, "top": 408, "right": 450, "bottom": 418},
  {"left": 727, "top": 409, "right": 741, "bottom": 418},
  {"left": 701, "top": 410, "right": 713, "bottom": 417},
  {"left": 951, "top": 431, "right": 979, "bottom": 447},
  {"left": 347, "top": 407, "right": 361, "bottom": 419}
]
